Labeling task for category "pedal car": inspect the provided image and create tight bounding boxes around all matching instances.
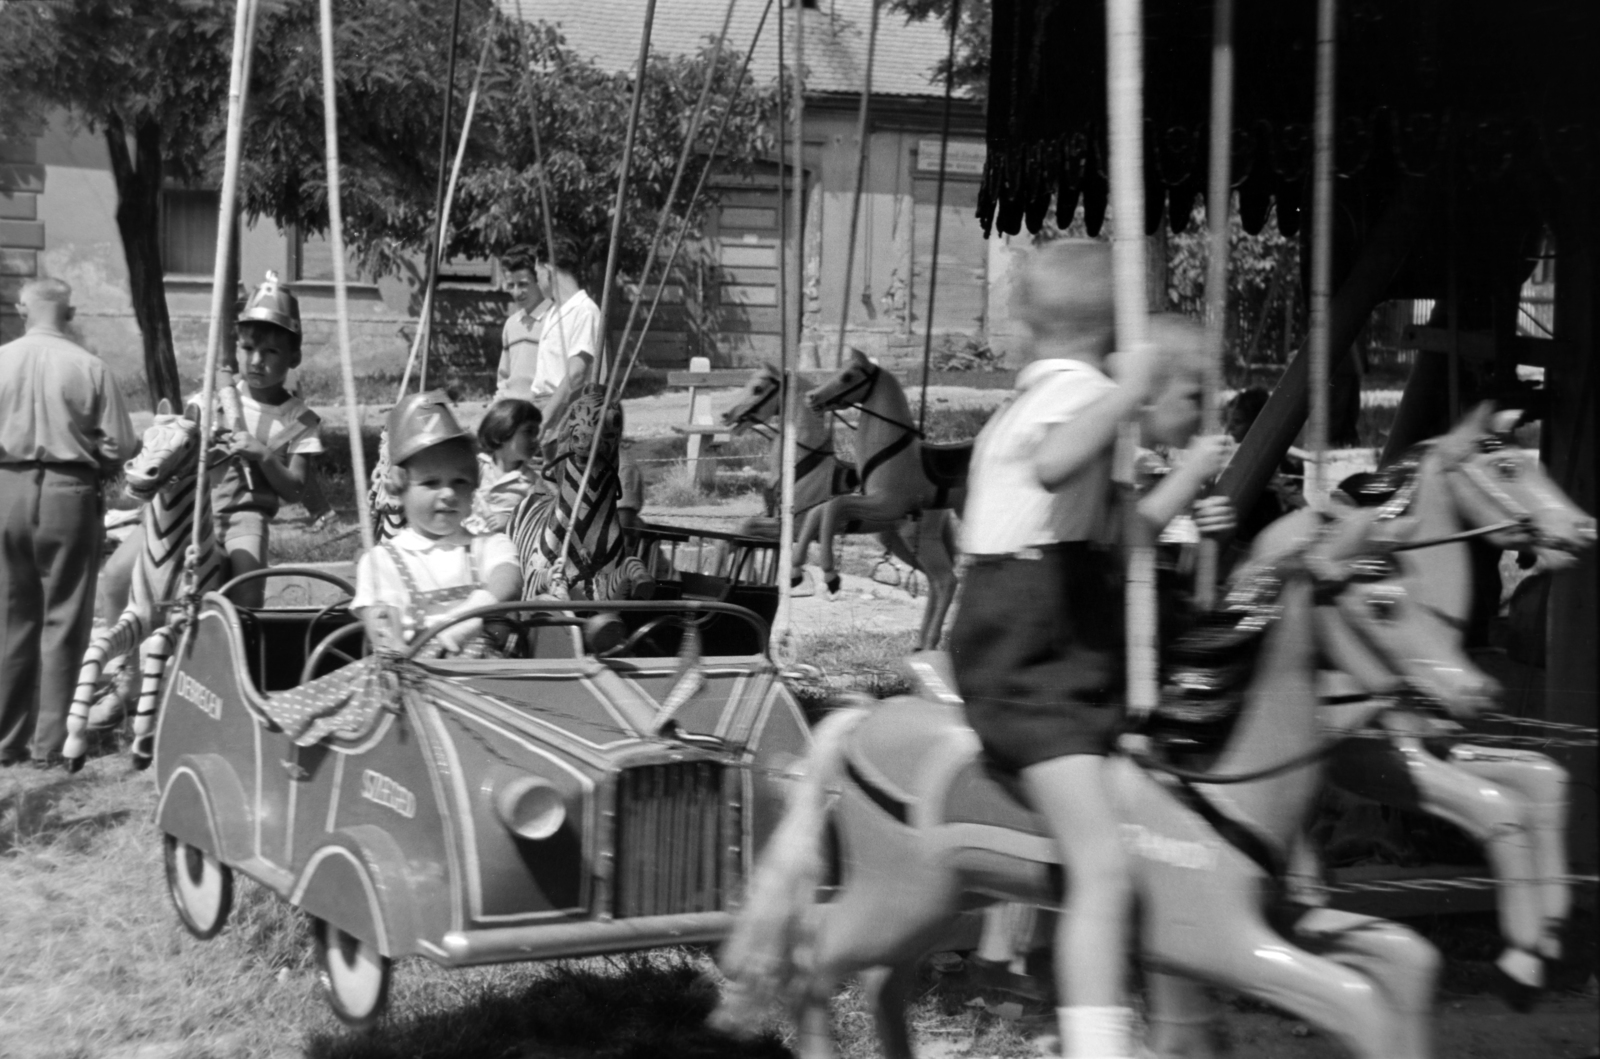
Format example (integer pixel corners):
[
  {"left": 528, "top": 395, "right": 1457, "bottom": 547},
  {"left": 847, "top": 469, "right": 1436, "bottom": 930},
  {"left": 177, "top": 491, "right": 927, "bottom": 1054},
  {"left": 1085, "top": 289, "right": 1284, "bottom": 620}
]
[{"left": 151, "top": 568, "right": 811, "bottom": 1025}]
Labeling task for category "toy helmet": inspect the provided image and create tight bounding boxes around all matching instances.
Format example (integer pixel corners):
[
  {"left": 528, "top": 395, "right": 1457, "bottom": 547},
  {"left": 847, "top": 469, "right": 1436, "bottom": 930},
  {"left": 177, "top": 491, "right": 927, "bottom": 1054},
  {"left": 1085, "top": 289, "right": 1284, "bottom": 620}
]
[
  {"left": 238, "top": 270, "right": 301, "bottom": 335},
  {"left": 387, "top": 390, "right": 471, "bottom": 465}
]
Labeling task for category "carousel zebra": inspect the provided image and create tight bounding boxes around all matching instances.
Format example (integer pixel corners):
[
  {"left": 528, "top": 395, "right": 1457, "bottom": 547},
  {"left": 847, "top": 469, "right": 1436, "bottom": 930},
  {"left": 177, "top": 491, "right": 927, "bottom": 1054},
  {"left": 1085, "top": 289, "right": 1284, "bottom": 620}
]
[
  {"left": 508, "top": 387, "right": 654, "bottom": 601},
  {"left": 62, "top": 402, "right": 227, "bottom": 772}
]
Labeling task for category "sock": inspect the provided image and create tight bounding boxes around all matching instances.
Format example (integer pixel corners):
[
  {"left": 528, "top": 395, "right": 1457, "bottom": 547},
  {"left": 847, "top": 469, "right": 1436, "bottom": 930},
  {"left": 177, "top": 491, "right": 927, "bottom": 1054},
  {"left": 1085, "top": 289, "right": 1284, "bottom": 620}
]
[
  {"left": 1060, "top": 1005, "right": 1134, "bottom": 1059},
  {"left": 1497, "top": 947, "right": 1544, "bottom": 988}
]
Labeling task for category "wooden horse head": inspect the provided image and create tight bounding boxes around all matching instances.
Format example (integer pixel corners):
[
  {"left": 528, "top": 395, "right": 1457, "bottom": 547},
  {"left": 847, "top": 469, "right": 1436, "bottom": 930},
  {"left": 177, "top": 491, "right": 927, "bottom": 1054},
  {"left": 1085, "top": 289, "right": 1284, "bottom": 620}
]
[
  {"left": 722, "top": 364, "right": 785, "bottom": 433},
  {"left": 1424, "top": 402, "right": 1596, "bottom": 565},
  {"left": 123, "top": 400, "right": 208, "bottom": 501},
  {"left": 805, "top": 348, "right": 881, "bottom": 414}
]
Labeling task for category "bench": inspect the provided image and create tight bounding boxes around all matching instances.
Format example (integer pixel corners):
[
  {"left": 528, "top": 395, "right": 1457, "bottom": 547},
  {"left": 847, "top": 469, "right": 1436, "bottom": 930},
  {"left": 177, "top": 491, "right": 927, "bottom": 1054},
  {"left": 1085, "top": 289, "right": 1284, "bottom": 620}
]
[{"left": 665, "top": 360, "right": 837, "bottom": 484}]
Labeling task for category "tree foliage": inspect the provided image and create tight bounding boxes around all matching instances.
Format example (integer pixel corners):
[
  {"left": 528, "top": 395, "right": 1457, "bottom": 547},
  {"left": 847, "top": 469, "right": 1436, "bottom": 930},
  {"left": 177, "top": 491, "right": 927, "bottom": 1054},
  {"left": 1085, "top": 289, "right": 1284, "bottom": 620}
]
[
  {"left": 887, "top": 0, "right": 991, "bottom": 99},
  {"left": 1, "top": 0, "right": 781, "bottom": 405}
]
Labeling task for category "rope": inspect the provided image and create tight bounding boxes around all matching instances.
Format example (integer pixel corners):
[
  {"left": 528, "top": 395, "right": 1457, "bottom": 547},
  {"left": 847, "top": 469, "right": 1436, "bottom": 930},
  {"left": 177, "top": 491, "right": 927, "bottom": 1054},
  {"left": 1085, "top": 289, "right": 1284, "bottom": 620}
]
[
  {"left": 831, "top": 0, "right": 880, "bottom": 370},
  {"left": 398, "top": 22, "right": 494, "bottom": 399},
  {"left": 915, "top": 0, "right": 960, "bottom": 439},
  {"left": 552, "top": 0, "right": 658, "bottom": 582},
  {"left": 1194, "top": 0, "right": 1234, "bottom": 609},
  {"left": 418, "top": 0, "right": 465, "bottom": 393},
  {"left": 187, "top": 0, "right": 259, "bottom": 599},
  {"left": 510, "top": 0, "right": 559, "bottom": 287},
  {"left": 608, "top": 0, "right": 739, "bottom": 370},
  {"left": 319, "top": 0, "right": 375, "bottom": 550},
  {"left": 593, "top": 0, "right": 659, "bottom": 385}
]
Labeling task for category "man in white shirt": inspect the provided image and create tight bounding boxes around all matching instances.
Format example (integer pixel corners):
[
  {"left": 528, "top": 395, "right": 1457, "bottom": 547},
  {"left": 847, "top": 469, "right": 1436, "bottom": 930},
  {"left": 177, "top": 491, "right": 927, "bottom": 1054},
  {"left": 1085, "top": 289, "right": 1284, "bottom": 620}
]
[
  {"left": 494, "top": 245, "right": 549, "bottom": 400},
  {"left": 532, "top": 231, "right": 602, "bottom": 445}
]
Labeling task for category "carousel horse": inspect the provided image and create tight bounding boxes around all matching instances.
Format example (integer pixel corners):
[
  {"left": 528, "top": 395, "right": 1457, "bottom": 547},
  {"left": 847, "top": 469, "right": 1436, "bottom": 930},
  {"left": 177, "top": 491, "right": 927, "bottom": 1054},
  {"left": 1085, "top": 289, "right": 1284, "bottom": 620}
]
[
  {"left": 508, "top": 386, "right": 654, "bottom": 601},
  {"left": 1313, "top": 404, "right": 1595, "bottom": 1001},
  {"left": 62, "top": 402, "right": 227, "bottom": 772},
  {"left": 797, "top": 351, "right": 972, "bottom": 604},
  {"left": 721, "top": 364, "right": 960, "bottom": 650},
  {"left": 712, "top": 512, "right": 1500, "bottom": 1059}
]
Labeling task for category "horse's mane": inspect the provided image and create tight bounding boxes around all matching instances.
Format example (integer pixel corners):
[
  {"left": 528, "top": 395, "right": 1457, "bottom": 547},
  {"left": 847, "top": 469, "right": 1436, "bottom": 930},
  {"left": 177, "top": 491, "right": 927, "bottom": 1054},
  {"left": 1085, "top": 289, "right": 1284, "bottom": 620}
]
[{"left": 1335, "top": 444, "right": 1427, "bottom": 508}]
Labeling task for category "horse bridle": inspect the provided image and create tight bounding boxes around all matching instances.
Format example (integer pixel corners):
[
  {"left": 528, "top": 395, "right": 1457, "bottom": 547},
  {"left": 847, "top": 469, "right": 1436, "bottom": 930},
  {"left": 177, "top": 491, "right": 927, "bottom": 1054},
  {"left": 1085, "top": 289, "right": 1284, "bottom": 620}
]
[{"left": 1374, "top": 438, "right": 1532, "bottom": 553}]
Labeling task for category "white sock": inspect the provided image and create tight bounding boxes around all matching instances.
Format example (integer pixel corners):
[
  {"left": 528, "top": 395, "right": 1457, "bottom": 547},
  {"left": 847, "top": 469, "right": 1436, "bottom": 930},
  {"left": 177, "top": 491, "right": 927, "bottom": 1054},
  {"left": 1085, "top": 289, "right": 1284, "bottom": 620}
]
[
  {"left": 1060, "top": 1005, "right": 1134, "bottom": 1059},
  {"left": 1497, "top": 947, "right": 1544, "bottom": 988}
]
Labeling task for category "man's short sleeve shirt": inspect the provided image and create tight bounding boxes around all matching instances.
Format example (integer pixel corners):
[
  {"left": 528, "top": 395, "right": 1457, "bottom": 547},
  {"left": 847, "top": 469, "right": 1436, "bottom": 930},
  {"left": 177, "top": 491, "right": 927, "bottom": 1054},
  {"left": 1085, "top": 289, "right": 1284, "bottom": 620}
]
[{"left": 533, "top": 290, "right": 602, "bottom": 399}]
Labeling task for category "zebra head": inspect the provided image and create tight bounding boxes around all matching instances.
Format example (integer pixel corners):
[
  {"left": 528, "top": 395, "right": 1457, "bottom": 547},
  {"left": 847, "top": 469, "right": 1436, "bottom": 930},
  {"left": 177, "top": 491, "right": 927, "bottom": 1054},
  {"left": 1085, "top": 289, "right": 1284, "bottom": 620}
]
[{"left": 124, "top": 400, "right": 203, "bottom": 501}]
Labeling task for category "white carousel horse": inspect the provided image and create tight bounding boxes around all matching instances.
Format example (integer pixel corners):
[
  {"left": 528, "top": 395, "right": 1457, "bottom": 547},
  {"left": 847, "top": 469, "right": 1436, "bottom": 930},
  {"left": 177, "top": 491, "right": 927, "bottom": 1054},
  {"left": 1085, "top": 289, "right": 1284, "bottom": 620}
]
[
  {"left": 721, "top": 363, "right": 960, "bottom": 650},
  {"left": 63, "top": 402, "right": 227, "bottom": 772},
  {"left": 712, "top": 510, "right": 1499, "bottom": 1059}
]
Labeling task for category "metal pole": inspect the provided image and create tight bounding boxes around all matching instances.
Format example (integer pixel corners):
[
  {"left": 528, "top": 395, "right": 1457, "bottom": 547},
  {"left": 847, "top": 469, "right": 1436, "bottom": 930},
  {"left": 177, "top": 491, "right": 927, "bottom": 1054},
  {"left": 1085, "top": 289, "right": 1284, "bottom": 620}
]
[
  {"left": 1106, "top": 0, "right": 1157, "bottom": 720},
  {"left": 595, "top": 0, "right": 659, "bottom": 385},
  {"left": 832, "top": 0, "right": 880, "bottom": 368},
  {"left": 419, "top": 0, "right": 465, "bottom": 391},
  {"left": 319, "top": 0, "right": 376, "bottom": 550},
  {"left": 917, "top": 0, "right": 961, "bottom": 437},
  {"left": 773, "top": 0, "right": 806, "bottom": 659},
  {"left": 1196, "top": 0, "right": 1234, "bottom": 608},
  {"left": 190, "top": 0, "right": 259, "bottom": 580},
  {"left": 1308, "top": 0, "right": 1337, "bottom": 507}
]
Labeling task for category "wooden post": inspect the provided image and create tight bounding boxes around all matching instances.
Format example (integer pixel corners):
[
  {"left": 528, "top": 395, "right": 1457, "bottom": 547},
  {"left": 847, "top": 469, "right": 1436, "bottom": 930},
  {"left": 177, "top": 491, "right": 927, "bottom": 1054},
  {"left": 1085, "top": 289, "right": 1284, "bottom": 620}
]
[{"left": 1106, "top": 0, "right": 1157, "bottom": 720}]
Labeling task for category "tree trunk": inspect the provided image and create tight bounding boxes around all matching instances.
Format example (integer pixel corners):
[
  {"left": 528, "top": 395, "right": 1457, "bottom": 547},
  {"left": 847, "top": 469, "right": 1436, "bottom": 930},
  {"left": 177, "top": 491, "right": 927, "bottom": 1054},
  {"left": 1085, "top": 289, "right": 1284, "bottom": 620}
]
[{"left": 104, "top": 115, "right": 180, "bottom": 410}]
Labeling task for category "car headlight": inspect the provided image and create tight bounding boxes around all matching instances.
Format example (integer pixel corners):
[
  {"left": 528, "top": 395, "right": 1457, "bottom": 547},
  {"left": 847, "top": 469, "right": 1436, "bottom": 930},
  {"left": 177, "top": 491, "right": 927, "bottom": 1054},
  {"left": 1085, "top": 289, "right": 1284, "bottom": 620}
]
[{"left": 495, "top": 776, "right": 567, "bottom": 841}]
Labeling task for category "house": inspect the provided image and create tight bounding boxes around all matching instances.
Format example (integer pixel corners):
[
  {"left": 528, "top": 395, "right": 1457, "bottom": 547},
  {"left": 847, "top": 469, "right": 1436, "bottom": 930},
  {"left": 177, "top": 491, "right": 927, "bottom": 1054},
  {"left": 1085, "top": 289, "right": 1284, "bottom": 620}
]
[{"left": 510, "top": 0, "right": 1009, "bottom": 369}]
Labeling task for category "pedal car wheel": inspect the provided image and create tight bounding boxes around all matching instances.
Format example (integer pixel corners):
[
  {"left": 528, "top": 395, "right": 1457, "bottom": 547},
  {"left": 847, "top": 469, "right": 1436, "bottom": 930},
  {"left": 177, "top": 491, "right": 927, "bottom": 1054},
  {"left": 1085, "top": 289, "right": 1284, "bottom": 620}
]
[
  {"left": 163, "top": 834, "right": 233, "bottom": 940},
  {"left": 314, "top": 917, "right": 392, "bottom": 1026}
]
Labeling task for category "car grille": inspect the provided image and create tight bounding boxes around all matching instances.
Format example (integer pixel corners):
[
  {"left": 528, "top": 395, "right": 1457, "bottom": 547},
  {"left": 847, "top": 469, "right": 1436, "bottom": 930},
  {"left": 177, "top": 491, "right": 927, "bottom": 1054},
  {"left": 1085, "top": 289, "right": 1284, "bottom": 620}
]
[{"left": 612, "top": 761, "right": 729, "bottom": 918}]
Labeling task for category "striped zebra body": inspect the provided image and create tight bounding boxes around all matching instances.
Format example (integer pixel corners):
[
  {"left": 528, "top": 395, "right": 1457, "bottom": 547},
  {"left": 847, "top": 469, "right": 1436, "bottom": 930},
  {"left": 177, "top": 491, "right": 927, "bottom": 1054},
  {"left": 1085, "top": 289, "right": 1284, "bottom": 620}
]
[
  {"left": 510, "top": 388, "right": 650, "bottom": 601},
  {"left": 63, "top": 407, "right": 224, "bottom": 770},
  {"left": 368, "top": 426, "right": 407, "bottom": 542}
]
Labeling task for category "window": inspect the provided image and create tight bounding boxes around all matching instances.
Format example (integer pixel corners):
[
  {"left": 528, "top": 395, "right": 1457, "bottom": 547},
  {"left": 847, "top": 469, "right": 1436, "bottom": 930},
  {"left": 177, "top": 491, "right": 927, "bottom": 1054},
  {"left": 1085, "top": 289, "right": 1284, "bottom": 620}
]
[
  {"left": 292, "top": 226, "right": 339, "bottom": 282},
  {"left": 161, "top": 189, "right": 227, "bottom": 276}
]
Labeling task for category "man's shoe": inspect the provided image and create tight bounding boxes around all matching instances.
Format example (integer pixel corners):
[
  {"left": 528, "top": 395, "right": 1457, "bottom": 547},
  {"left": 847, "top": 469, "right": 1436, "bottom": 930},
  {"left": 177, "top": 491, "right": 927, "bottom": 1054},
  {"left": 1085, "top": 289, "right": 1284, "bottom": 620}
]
[{"left": 0, "top": 753, "right": 31, "bottom": 768}]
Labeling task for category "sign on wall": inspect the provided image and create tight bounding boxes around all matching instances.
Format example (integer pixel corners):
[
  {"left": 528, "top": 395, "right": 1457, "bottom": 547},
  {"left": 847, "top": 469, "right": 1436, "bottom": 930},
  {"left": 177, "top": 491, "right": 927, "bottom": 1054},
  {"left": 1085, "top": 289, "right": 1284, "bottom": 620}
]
[{"left": 915, "top": 139, "right": 987, "bottom": 176}]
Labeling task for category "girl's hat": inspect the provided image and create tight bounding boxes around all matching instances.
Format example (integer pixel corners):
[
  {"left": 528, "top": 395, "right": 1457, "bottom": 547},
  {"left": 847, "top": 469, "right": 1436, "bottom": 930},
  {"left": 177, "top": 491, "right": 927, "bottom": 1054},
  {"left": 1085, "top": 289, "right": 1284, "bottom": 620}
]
[
  {"left": 238, "top": 270, "right": 302, "bottom": 335},
  {"left": 388, "top": 390, "right": 471, "bottom": 465}
]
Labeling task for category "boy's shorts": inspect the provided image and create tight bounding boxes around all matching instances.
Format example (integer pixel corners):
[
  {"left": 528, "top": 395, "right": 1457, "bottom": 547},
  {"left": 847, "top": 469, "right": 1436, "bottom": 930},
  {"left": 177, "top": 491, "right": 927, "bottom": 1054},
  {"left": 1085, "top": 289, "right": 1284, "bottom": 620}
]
[{"left": 217, "top": 508, "right": 270, "bottom": 560}]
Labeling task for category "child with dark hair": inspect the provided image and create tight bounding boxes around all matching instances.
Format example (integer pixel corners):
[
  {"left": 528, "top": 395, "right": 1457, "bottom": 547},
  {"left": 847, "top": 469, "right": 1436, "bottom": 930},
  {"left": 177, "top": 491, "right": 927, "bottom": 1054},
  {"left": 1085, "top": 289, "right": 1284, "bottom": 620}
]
[{"left": 466, "top": 398, "right": 542, "bottom": 534}]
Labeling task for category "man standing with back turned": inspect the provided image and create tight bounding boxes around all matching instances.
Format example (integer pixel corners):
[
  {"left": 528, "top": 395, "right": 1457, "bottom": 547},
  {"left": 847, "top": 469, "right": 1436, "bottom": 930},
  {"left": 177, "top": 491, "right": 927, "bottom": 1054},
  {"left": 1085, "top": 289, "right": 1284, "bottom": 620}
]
[{"left": 0, "top": 278, "right": 139, "bottom": 768}]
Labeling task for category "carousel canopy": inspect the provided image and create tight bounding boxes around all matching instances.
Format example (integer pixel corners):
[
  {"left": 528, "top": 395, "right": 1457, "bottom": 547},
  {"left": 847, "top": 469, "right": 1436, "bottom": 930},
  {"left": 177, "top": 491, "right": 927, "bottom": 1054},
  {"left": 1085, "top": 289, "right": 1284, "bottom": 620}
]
[{"left": 980, "top": 0, "right": 1595, "bottom": 306}]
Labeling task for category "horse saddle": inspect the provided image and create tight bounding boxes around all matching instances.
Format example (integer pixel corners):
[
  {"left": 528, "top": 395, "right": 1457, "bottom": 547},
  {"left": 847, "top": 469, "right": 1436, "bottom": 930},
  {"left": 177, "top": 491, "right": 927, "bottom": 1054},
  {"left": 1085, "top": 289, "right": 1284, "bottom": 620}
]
[
  {"left": 920, "top": 441, "right": 972, "bottom": 493},
  {"left": 843, "top": 695, "right": 1051, "bottom": 841},
  {"left": 1143, "top": 611, "right": 1266, "bottom": 756}
]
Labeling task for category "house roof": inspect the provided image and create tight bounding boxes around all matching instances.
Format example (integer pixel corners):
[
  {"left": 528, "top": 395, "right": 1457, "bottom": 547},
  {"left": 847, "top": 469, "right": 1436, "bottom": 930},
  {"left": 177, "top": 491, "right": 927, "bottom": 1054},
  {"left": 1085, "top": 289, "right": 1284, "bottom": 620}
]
[{"left": 498, "top": 0, "right": 963, "bottom": 98}]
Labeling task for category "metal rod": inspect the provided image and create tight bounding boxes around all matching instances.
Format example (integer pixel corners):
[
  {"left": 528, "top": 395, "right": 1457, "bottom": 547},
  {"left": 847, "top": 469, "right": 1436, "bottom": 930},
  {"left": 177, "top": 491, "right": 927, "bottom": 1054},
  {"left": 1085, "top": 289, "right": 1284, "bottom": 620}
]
[
  {"left": 399, "top": 27, "right": 494, "bottom": 398},
  {"left": 1106, "top": 0, "right": 1157, "bottom": 719},
  {"left": 595, "top": 0, "right": 659, "bottom": 384},
  {"left": 419, "top": 0, "right": 465, "bottom": 391},
  {"left": 1196, "top": 0, "right": 1234, "bottom": 608},
  {"left": 512, "top": 0, "right": 559, "bottom": 271},
  {"left": 319, "top": 0, "right": 375, "bottom": 551},
  {"left": 832, "top": 0, "right": 880, "bottom": 367},
  {"left": 189, "top": 0, "right": 259, "bottom": 583},
  {"left": 1308, "top": 0, "right": 1337, "bottom": 508},
  {"left": 773, "top": 0, "right": 806, "bottom": 658},
  {"left": 609, "top": 0, "right": 739, "bottom": 377},
  {"left": 917, "top": 0, "right": 961, "bottom": 438}
]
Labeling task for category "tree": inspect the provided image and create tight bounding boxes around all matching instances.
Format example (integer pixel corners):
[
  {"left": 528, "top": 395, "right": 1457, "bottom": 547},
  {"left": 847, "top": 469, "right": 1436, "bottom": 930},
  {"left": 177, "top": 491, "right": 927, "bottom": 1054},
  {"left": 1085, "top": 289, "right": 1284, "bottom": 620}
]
[
  {"left": 3, "top": 0, "right": 780, "bottom": 407},
  {"left": 888, "top": 0, "right": 991, "bottom": 100},
  {"left": 0, "top": 0, "right": 240, "bottom": 408}
]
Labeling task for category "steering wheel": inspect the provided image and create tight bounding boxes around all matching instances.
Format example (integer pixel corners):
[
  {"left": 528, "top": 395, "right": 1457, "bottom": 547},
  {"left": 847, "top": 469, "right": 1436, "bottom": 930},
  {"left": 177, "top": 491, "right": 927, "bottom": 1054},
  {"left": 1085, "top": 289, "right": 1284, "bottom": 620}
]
[
  {"left": 217, "top": 564, "right": 355, "bottom": 603},
  {"left": 593, "top": 612, "right": 690, "bottom": 660},
  {"left": 302, "top": 622, "right": 369, "bottom": 685}
]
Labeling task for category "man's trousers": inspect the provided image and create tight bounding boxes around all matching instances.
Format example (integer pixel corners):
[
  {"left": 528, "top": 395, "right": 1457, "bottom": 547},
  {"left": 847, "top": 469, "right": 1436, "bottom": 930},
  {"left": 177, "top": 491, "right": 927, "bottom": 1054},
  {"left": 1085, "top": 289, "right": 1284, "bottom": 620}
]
[{"left": 0, "top": 464, "right": 103, "bottom": 762}]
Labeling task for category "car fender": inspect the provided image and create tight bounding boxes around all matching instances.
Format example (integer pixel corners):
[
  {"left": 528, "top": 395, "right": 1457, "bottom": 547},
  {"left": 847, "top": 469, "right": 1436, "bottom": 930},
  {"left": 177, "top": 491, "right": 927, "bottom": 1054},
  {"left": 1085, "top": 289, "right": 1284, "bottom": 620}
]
[
  {"left": 156, "top": 753, "right": 251, "bottom": 863},
  {"left": 291, "top": 826, "right": 422, "bottom": 959}
]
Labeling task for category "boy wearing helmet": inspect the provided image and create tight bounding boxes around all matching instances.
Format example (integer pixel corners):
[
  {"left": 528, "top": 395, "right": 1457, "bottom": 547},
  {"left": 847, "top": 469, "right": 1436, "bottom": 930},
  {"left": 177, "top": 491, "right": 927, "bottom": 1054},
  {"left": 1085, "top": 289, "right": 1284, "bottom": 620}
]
[
  {"left": 352, "top": 392, "right": 522, "bottom": 655},
  {"left": 198, "top": 271, "right": 324, "bottom": 607}
]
